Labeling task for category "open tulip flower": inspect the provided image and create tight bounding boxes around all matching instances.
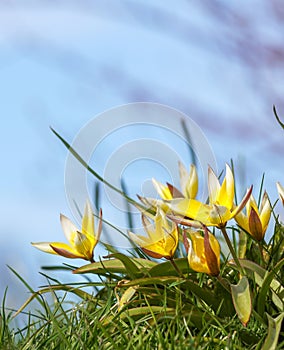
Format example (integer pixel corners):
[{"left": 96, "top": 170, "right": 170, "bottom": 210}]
[
  {"left": 277, "top": 182, "right": 284, "bottom": 206},
  {"left": 152, "top": 162, "right": 198, "bottom": 200},
  {"left": 184, "top": 226, "right": 220, "bottom": 276},
  {"left": 166, "top": 164, "right": 252, "bottom": 228},
  {"left": 235, "top": 192, "right": 271, "bottom": 241},
  {"left": 32, "top": 200, "right": 102, "bottom": 262},
  {"left": 129, "top": 207, "right": 179, "bottom": 260}
]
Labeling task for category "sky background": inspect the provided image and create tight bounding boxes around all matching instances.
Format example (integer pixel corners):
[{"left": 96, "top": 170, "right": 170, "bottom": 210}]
[{"left": 0, "top": 0, "right": 284, "bottom": 318}]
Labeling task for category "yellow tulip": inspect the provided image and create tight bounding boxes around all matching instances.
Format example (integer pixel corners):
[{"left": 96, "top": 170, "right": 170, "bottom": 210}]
[
  {"left": 129, "top": 207, "right": 178, "bottom": 260},
  {"left": 32, "top": 200, "right": 102, "bottom": 262},
  {"left": 152, "top": 162, "right": 198, "bottom": 200},
  {"left": 184, "top": 226, "right": 220, "bottom": 276},
  {"left": 167, "top": 164, "right": 252, "bottom": 228},
  {"left": 235, "top": 192, "right": 271, "bottom": 241},
  {"left": 277, "top": 182, "right": 284, "bottom": 206}
]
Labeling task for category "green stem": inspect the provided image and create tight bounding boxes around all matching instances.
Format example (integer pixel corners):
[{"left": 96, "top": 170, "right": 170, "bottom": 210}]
[
  {"left": 258, "top": 241, "right": 265, "bottom": 267},
  {"left": 217, "top": 275, "right": 230, "bottom": 293},
  {"left": 169, "top": 258, "right": 184, "bottom": 278},
  {"left": 220, "top": 226, "right": 245, "bottom": 276}
]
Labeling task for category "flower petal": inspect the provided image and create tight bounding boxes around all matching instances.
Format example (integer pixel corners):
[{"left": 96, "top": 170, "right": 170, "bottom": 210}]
[
  {"left": 204, "top": 228, "right": 220, "bottom": 276},
  {"left": 276, "top": 182, "right": 284, "bottom": 205},
  {"left": 50, "top": 242, "right": 85, "bottom": 259},
  {"left": 152, "top": 178, "right": 172, "bottom": 200},
  {"left": 82, "top": 199, "right": 94, "bottom": 237},
  {"left": 259, "top": 192, "right": 271, "bottom": 235},
  {"left": 179, "top": 162, "right": 198, "bottom": 199},
  {"left": 231, "top": 186, "right": 253, "bottom": 218},
  {"left": 218, "top": 164, "right": 234, "bottom": 209},
  {"left": 248, "top": 207, "right": 263, "bottom": 241},
  {"left": 208, "top": 166, "right": 221, "bottom": 204},
  {"left": 187, "top": 232, "right": 210, "bottom": 274},
  {"left": 60, "top": 214, "right": 79, "bottom": 246},
  {"left": 31, "top": 242, "right": 58, "bottom": 254},
  {"left": 167, "top": 198, "right": 211, "bottom": 224}
]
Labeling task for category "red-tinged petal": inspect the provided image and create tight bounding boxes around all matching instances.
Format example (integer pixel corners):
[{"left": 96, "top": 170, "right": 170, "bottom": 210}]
[
  {"left": 141, "top": 247, "right": 166, "bottom": 260},
  {"left": 183, "top": 230, "right": 190, "bottom": 254},
  {"left": 167, "top": 214, "right": 203, "bottom": 228},
  {"left": 203, "top": 227, "right": 220, "bottom": 276},
  {"left": 166, "top": 183, "right": 184, "bottom": 198},
  {"left": 248, "top": 207, "right": 263, "bottom": 241},
  {"left": 50, "top": 243, "right": 84, "bottom": 259},
  {"left": 152, "top": 178, "right": 173, "bottom": 200},
  {"left": 231, "top": 186, "right": 253, "bottom": 218}
]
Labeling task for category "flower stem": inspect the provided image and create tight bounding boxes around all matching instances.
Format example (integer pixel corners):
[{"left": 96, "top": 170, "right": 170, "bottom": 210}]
[
  {"left": 220, "top": 226, "right": 245, "bottom": 275},
  {"left": 217, "top": 275, "right": 230, "bottom": 293},
  {"left": 258, "top": 242, "right": 265, "bottom": 267},
  {"left": 170, "top": 258, "right": 184, "bottom": 278}
]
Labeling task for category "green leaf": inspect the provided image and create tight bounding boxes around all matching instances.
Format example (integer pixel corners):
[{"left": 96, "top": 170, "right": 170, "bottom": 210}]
[
  {"left": 14, "top": 285, "right": 95, "bottom": 318},
  {"left": 50, "top": 127, "right": 149, "bottom": 212},
  {"left": 261, "top": 312, "right": 284, "bottom": 350},
  {"left": 148, "top": 258, "right": 189, "bottom": 277},
  {"left": 101, "top": 306, "right": 175, "bottom": 325},
  {"left": 231, "top": 276, "right": 252, "bottom": 326},
  {"left": 229, "top": 259, "right": 284, "bottom": 311},
  {"left": 73, "top": 257, "right": 157, "bottom": 276},
  {"left": 105, "top": 253, "right": 141, "bottom": 279}
]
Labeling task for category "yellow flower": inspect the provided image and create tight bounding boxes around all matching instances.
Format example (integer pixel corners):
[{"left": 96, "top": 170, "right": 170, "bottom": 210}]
[
  {"left": 152, "top": 162, "right": 198, "bottom": 200},
  {"left": 277, "top": 182, "right": 284, "bottom": 206},
  {"left": 167, "top": 164, "right": 252, "bottom": 228},
  {"left": 32, "top": 200, "right": 102, "bottom": 262},
  {"left": 184, "top": 226, "right": 220, "bottom": 276},
  {"left": 235, "top": 192, "right": 271, "bottom": 241},
  {"left": 129, "top": 208, "right": 178, "bottom": 260}
]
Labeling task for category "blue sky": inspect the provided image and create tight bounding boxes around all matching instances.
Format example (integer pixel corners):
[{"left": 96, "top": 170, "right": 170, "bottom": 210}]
[{"left": 0, "top": 1, "right": 283, "bottom": 314}]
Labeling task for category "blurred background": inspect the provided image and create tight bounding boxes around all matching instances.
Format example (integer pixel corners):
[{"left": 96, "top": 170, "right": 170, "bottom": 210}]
[{"left": 0, "top": 0, "right": 284, "bottom": 318}]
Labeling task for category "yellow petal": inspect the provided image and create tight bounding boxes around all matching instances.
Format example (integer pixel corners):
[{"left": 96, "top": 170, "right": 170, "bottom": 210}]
[
  {"left": 235, "top": 210, "right": 249, "bottom": 233},
  {"left": 209, "top": 205, "right": 231, "bottom": 226},
  {"left": 167, "top": 199, "right": 211, "bottom": 225},
  {"left": 207, "top": 231, "right": 220, "bottom": 275},
  {"left": 217, "top": 164, "right": 234, "bottom": 209},
  {"left": 50, "top": 242, "right": 85, "bottom": 259},
  {"left": 187, "top": 233, "right": 210, "bottom": 274},
  {"left": 152, "top": 178, "right": 173, "bottom": 200},
  {"left": 82, "top": 199, "right": 94, "bottom": 237},
  {"left": 128, "top": 232, "right": 152, "bottom": 247},
  {"left": 60, "top": 214, "right": 79, "bottom": 247},
  {"left": 179, "top": 162, "right": 198, "bottom": 199},
  {"left": 259, "top": 192, "right": 271, "bottom": 235},
  {"left": 73, "top": 231, "right": 94, "bottom": 260},
  {"left": 208, "top": 166, "right": 221, "bottom": 204},
  {"left": 231, "top": 186, "right": 253, "bottom": 218},
  {"left": 164, "top": 227, "right": 179, "bottom": 257},
  {"left": 31, "top": 242, "right": 58, "bottom": 254},
  {"left": 276, "top": 182, "right": 284, "bottom": 205}
]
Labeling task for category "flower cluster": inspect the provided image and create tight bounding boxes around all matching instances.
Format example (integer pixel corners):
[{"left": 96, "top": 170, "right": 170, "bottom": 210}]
[{"left": 32, "top": 162, "right": 283, "bottom": 279}]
